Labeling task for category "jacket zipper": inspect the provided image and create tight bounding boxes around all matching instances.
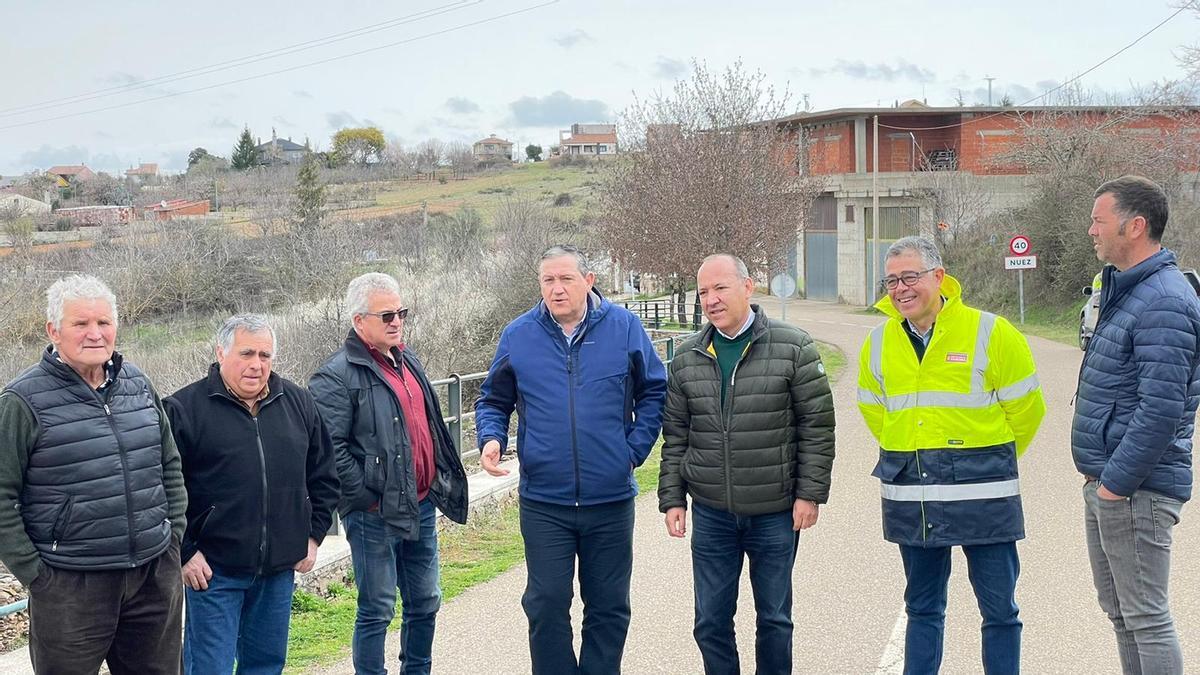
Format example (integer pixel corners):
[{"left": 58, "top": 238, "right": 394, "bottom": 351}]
[
  {"left": 252, "top": 416, "right": 270, "bottom": 573},
  {"left": 215, "top": 388, "right": 278, "bottom": 574},
  {"left": 99, "top": 397, "right": 139, "bottom": 567},
  {"left": 695, "top": 333, "right": 757, "bottom": 514},
  {"left": 567, "top": 346, "right": 581, "bottom": 506}
]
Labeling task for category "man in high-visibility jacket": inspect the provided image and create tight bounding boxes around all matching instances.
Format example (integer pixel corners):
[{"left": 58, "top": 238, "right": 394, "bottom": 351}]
[{"left": 857, "top": 236, "right": 1046, "bottom": 675}]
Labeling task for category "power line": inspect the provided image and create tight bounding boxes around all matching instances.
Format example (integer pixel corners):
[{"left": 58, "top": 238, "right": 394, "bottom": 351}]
[
  {"left": 877, "top": 1, "right": 1197, "bottom": 132},
  {"left": 0, "top": 1, "right": 480, "bottom": 118},
  {"left": 0, "top": 1, "right": 558, "bottom": 132}
]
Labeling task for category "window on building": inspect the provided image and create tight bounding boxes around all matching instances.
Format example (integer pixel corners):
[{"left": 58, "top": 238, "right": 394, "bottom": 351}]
[{"left": 845, "top": 205, "right": 855, "bottom": 223}]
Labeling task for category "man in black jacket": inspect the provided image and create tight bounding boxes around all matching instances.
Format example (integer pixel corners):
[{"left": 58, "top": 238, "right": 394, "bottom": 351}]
[
  {"left": 659, "top": 254, "right": 836, "bottom": 675},
  {"left": 165, "top": 314, "right": 339, "bottom": 675},
  {"left": 310, "top": 272, "right": 468, "bottom": 675}
]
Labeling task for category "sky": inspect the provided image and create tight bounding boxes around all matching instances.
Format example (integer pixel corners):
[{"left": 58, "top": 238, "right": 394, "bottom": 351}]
[{"left": 0, "top": 0, "right": 1196, "bottom": 176}]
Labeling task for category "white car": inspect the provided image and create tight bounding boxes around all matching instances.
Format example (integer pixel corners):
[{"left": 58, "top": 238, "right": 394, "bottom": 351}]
[{"left": 1080, "top": 268, "right": 1200, "bottom": 351}]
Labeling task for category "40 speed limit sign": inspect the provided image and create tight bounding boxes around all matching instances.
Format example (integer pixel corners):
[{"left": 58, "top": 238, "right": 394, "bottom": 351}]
[{"left": 1009, "top": 235, "right": 1031, "bottom": 256}]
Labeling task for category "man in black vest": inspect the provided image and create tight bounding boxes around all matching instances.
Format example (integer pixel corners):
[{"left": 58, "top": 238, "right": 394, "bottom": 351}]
[{"left": 0, "top": 274, "right": 187, "bottom": 674}]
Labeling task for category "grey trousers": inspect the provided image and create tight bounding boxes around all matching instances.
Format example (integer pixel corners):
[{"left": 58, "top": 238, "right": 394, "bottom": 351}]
[{"left": 1083, "top": 479, "right": 1184, "bottom": 675}]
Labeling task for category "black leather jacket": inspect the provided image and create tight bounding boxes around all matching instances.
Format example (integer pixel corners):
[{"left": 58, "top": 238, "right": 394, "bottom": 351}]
[{"left": 310, "top": 331, "right": 468, "bottom": 538}]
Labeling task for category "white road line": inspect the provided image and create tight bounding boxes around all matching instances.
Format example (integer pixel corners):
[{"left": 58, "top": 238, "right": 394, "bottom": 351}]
[{"left": 875, "top": 609, "right": 907, "bottom": 674}]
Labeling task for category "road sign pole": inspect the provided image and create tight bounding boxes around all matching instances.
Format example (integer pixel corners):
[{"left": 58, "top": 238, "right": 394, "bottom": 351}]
[
  {"left": 1018, "top": 269, "right": 1025, "bottom": 324},
  {"left": 781, "top": 294, "right": 787, "bottom": 323}
]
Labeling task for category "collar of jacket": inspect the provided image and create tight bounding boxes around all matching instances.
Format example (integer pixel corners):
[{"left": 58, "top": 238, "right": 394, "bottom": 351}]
[
  {"left": 535, "top": 287, "right": 610, "bottom": 337},
  {"left": 203, "top": 362, "right": 283, "bottom": 408},
  {"left": 341, "top": 329, "right": 416, "bottom": 390},
  {"left": 873, "top": 273, "right": 964, "bottom": 323},
  {"left": 1103, "top": 247, "right": 1176, "bottom": 308},
  {"left": 39, "top": 343, "right": 125, "bottom": 385},
  {"left": 695, "top": 304, "right": 770, "bottom": 350}
]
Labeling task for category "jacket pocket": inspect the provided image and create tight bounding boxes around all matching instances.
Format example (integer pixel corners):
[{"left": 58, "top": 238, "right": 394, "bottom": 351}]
[
  {"left": 51, "top": 495, "right": 75, "bottom": 547},
  {"left": 186, "top": 504, "right": 217, "bottom": 547},
  {"left": 1100, "top": 402, "right": 1118, "bottom": 456},
  {"left": 950, "top": 449, "right": 1016, "bottom": 482},
  {"left": 364, "top": 454, "right": 386, "bottom": 493},
  {"left": 871, "top": 453, "right": 907, "bottom": 482}
]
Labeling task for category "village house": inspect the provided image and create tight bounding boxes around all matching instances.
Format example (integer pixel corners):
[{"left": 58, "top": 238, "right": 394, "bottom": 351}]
[
  {"left": 558, "top": 123, "right": 618, "bottom": 157},
  {"left": 774, "top": 102, "right": 1200, "bottom": 305}
]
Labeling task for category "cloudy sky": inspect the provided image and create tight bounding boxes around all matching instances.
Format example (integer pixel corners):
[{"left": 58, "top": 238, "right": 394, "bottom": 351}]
[{"left": 1, "top": 0, "right": 1196, "bottom": 175}]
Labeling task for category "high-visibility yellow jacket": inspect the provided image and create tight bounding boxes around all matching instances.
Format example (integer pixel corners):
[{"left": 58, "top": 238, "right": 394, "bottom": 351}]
[{"left": 857, "top": 274, "right": 1046, "bottom": 546}]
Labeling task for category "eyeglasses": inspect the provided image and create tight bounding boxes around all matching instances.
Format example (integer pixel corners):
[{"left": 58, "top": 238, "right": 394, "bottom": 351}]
[
  {"left": 364, "top": 307, "right": 409, "bottom": 324},
  {"left": 879, "top": 269, "right": 935, "bottom": 291}
]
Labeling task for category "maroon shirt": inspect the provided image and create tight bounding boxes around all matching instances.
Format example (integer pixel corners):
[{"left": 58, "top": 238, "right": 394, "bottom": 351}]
[{"left": 366, "top": 341, "right": 436, "bottom": 501}]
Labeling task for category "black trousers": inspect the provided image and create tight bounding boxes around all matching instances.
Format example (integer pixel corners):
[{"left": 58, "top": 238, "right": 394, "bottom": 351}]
[
  {"left": 519, "top": 496, "right": 635, "bottom": 675},
  {"left": 28, "top": 540, "right": 183, "bottom": 675}
]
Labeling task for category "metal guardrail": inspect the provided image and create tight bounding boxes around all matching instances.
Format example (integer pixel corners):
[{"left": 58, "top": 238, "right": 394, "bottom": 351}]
[
  {"left": 621, "top": 299, "right": 702, "bottom": 332},
  {"left": 0, "top": 331, "right": 697, "bottom": 616}
]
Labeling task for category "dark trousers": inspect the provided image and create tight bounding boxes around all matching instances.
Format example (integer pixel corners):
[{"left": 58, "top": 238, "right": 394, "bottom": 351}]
[
  {"left": 519, "top": 496, "right": 635, "bottom": 675},
  {"left": 28, "top": 541, "right": 183, "bottom": 675},
  {"left": 690, "top": 501, "right": 799, "bottom": 675},
  {"left": 899, "top": 542, "right": 1021, "bottom": 675}
]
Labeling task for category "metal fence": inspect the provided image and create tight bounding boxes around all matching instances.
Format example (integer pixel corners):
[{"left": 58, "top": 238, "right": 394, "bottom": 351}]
[
  {"left": 621, "top": 299, "right": 702, "bottom": 332},
  {"left": 0, "top": 331, "right": 695, "bottom": 619}
]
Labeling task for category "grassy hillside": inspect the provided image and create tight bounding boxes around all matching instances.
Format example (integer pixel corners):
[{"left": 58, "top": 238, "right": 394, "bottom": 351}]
[{"left": 334, "top": 160, "right": 604, "bottom": 222}]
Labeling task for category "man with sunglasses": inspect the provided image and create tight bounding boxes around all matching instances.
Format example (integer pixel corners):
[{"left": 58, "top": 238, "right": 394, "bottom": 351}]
[
  {"left": 309, "top": 272, "right": 468, "bottom": 675},
  {"left": 857, "top": 236, "right": 1045, "bottom": 674}
]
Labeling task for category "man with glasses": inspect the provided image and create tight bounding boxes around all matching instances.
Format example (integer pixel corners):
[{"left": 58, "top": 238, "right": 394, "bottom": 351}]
[
  {"left": 476, "top": 245, "right": 667, "bottom": 674},
  {"left": 857, "top": 236, "right": 1045, "bottom": 674},
  {"left": 309, "top": 272, "right": 468, "bottom": 675},
  {"left": 1073, "top": 176, "right": 1200, "bottom": 674}
]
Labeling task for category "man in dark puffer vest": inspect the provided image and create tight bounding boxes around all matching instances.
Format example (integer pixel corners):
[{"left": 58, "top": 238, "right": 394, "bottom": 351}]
[
  {"left": 659, "top": 254, "right": 836, "bottom": 675},
  {"left": 1073, "top": 176, "right": 1200, "bottom": 675},
  {"left": 0, "top": 275, "right": 187, "bottom": 674}
]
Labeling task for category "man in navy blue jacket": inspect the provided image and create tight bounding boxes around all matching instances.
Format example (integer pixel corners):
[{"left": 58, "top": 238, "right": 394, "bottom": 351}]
[
  {"left": 476, "top": 245, "right": 667, "bottom": 675},
  {"left": 1073, "top": 175, "right": 1200, "bottom": 675}
]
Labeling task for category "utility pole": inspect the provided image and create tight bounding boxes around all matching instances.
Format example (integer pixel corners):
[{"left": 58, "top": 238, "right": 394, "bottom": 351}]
[
  {"left": 871, "top": 114, "right": 880, "bottom": 305},
  {"left": 984, "top": 76, "right": 996, "bottom": 106}
]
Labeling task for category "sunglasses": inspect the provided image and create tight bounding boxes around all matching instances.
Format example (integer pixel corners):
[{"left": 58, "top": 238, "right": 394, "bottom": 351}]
[{"left": 364, "top": 307, "right": 409, "bottom": 324}]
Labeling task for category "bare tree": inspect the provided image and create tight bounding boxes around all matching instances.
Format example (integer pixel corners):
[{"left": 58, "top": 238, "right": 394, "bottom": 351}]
[
  {"left": 445, "top": 141, "right": 475, "bottom": 177},
  {"left": 598, "top": 59, "right": 823, "bottom": 318},
  {"left": 415, "top": 139, "right": 446, "bottom": 174}
]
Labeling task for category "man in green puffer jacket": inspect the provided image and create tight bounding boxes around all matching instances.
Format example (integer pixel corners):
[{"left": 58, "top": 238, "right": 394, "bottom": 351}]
[{"left": 658, "top": 254, "right": 836, "bottom": 675}]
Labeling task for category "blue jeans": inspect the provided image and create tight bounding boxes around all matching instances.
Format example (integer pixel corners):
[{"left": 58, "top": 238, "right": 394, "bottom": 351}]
[
  {"left": 519, "top": 496, "right": 634, "bottom": 675},
  {"left": 898, "top": 542, "right": 1021, "bottom": 675},
  {"left": 690, "top": 501, "right": 799, "bottom": 675},
  {"left": 183, "top": 564, "right": 295, "bottom": 675},
  {"left": 1084, "top": 480, "right": 1184, "bottom": 675},
  {"left": 345, "top": 500, "right": 441, "bottom": 675}
]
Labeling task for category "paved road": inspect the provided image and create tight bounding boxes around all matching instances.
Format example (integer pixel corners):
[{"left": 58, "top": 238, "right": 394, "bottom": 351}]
[{"left": 315, "top": 296, "right": 1200, "bottom": 674}]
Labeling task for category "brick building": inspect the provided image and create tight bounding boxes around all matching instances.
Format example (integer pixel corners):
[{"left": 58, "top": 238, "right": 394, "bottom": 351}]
[{"left": 774, "top": 102, "right": 1200, "bottom": 305}]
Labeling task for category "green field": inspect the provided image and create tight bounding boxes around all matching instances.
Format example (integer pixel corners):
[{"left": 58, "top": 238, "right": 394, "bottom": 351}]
[{"left": 347, "top": 161, "right": 603, "bottom": 221}]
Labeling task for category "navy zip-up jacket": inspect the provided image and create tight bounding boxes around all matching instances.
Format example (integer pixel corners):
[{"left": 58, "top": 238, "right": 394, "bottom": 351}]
[
  {"left": 1072, "top": 248, "right": 1200, "bottom": 501},
  {"left": 475, "top": 292, "right": 668, "bottom": 506}
]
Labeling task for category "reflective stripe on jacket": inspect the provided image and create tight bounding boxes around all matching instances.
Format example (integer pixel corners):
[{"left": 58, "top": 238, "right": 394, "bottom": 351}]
[{"left": 857, "top": 274, "right": 1046, "bottom": 546}]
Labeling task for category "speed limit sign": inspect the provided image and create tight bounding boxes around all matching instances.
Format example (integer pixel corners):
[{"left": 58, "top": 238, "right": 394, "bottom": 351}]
[{"left": 1009, "top": 235, "right": 1031, "bottom": 256}]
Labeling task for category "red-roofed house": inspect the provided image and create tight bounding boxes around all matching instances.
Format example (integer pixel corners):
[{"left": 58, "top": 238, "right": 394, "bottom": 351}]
[
  {"left": 472, "top": 135, "right": 513, "bottom": 163},
  {"left": 46, "top": 165, "right": 97, "bottom": 188},
  {"left": 142, "top": 199, "right": 211, "bottom": 221},
  {"left": 125, "top": 163, "right": 159, "bottom": 183},
  {"left": 559, "top": 123, "right": 618, "bottom": 157}
]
